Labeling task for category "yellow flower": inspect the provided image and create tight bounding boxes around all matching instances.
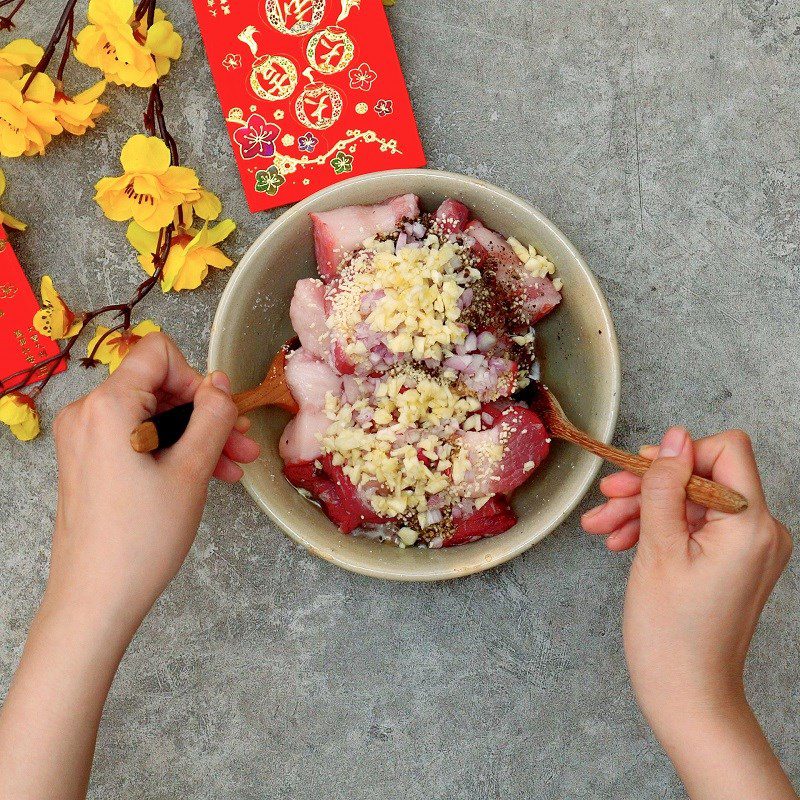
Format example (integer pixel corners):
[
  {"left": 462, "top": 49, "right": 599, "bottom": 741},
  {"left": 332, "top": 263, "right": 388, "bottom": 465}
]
[
  {"left": 0, "top": 73, "right": 62, "bottom": 157},
  {"left": 52, "top": 80, "right": 108, "bottom": 135},
  {"left": 0, "top": 168, "right": 25, "bottom": 230},
  {"left": 142, "top": 7, "right": 182, "bottom": 79},
  {"left": 94, "top": 135, "right": 203, "bottom": 231},
  {"left": 128, "top": 219, "right": 236, "bottom": 292},
  {"left": 74, "top": 0, "right": 181, "bottom": 88},
  {"left": 86, "top": 319, "right": 160, "bottom": 373},
  {"left": 0, "top": 392, "right": 40, "bottom": 441},
  {"left": 175, "top": 186, "right": 222, "bottom": 227},
  {"left": 32, "top": 276, "right": 83, "bottom": 339},
  {"left": 0, "top": 39, "right": 44, "bottom": 81}
]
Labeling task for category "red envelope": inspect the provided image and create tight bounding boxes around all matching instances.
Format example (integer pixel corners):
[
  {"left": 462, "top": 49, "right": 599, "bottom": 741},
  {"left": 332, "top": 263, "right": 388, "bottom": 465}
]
[
  {"left": 0, "top": 226, "right": 64, "bottom": 390},
  {"left": 191, "top": 0, "right": 426, "bottom": 212}
]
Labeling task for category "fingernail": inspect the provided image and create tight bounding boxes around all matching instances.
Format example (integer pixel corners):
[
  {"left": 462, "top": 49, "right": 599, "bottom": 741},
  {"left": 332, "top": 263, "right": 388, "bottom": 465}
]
[
  {"left": 659, "top": 427, "right": 686, "bottom": 458},
  {"left": 210, "top": 371, "right": 231, "bottom": 394},
  {"left": 583, "top": 504, "right": 603, "bottom": 520}
]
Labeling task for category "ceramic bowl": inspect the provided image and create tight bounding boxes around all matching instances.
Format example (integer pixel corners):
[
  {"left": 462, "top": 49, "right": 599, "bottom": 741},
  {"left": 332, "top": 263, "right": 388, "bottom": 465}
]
[{"left": 208, "top": 169, "right": 620, "bottom": 581}]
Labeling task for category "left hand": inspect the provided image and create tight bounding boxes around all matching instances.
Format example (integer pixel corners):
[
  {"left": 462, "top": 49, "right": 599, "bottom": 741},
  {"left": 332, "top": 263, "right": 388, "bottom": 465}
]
[
  {"left": 0, "top": 332, "right": 260, "bottom": 800},
  {"left": 47, "top": 331, "right": 260, "bottom": 640}
]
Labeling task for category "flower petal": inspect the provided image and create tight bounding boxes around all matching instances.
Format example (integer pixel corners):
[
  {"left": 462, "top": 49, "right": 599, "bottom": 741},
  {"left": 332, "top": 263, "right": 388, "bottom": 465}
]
[
  {"left": 126, "top": 221, "right": 160, "bottom": 254},
  {"left": 145, "top": 19, "right": 182, "bottom": 60},
  {"left": 120, "top": 134, "right": 171, "bottom": 175}
]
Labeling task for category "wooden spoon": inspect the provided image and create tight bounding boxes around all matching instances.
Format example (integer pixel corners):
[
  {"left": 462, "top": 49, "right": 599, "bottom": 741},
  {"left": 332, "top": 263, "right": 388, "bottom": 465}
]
[
  {"left": 130, "top": 338, "right": 300, "bottom": 453},
  {"left": 526, "top": 384, "right": 748, "bottom": 514}
]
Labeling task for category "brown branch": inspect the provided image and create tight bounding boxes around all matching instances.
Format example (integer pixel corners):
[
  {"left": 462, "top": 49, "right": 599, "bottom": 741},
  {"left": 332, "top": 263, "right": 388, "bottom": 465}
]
[
  {"left": 55, "top": 8, "right": 74, "bottom": 84},
  {"left": 1, "top": 75, "right": 180, "bottom": 402},
  {"left": 0, "top": 0, "right": 26, "bottom": 30},
  {"left": 21, "top": 0, "right": 80, "bottom": 92},
  {"left": 144, "top": 84, "right": 179, "bottom": 166},
  {"left": 1, "top": 227, "right": 172, "bottom": 399}
]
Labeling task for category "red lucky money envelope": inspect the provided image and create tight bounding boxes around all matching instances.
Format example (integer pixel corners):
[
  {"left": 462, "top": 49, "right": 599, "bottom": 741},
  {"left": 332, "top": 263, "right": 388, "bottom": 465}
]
[
  {"left": 0, "top": 226, "right": 64, "bottom": 390},
  {"left": 191, "top": 0, "right": 426, "bottom": 212}
]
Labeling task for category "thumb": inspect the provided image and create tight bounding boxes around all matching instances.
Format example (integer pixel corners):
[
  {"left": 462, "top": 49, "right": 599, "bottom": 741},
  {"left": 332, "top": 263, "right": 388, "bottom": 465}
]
[
  {"left": 639, "top": 427, "right": 694, "bottom": 553},
  {"left": 167, "top": 371, "right": 238, "bottom": 480}
]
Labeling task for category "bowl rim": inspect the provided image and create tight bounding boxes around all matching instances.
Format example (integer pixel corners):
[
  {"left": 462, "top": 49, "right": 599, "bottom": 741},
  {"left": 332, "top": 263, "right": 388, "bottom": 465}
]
[{"left": 209, "top": 168, "right": 621, "bottom": 581}]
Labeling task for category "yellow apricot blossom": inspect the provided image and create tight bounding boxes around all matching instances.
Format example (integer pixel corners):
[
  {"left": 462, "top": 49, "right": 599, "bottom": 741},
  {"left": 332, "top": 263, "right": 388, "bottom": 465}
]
[
  {"left": 175, "top": 186, "right": 222, "bottom": 228},
  {"left": 74, "top": 0, "right": 181, "bottom": 88},
  {"left": 141, "top": 7, "right": 182, "bottom": 79},
  {"left": 0, "top": 392, "right": 40, "bottom": 441},
  {"left": 0, "top": 168, "right": 26, "bottom": 231},
  {"left": 128, "top": 219, "right": 236, "bottom": 292},
  {"left": 94, "top": 135, "right": 203, "bottom": 231},
  {"left": 32, "top": 276, "right": 83, "bottom": 340},
  {"left": 0, "top": 39, "right": 44, "bottom": 81},
  {"left": 0, "top": 73, "right": 61, "bottom": 157},
  {"left": 52, "top": 80, "right": 108, "bottom": 135},
  {"left": 86, "top": 319, "right": 160, "bottom": 373}
]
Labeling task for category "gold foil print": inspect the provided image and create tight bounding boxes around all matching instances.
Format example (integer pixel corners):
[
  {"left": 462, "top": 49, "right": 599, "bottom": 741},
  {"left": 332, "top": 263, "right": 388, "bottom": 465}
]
[
  {"left": 265, "top": 0, "right": 325, "bottom": 36},
  {"left": 306, "top": 26, "right": 355, "bottom": 74}
]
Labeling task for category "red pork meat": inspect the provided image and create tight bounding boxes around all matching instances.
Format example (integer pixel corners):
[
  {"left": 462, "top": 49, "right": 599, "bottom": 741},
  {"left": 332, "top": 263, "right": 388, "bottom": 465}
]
[
  {"left": 432, "top": 198, "right": 470, "bottom": 235},
  {"left": 310, "top": 193, "right": 420, "bottom": 280},
  {"left": 446, "top": 497, "right": 518, "bottom": 546},
  {"left": 458, "top": 403, "right": 550, "bottom": 498},
  {"left": 283, "top": 456, "right": 385, "bottom": 533},
  {"left": 465, "top": 220, "right": 561, "bottom": 324}
]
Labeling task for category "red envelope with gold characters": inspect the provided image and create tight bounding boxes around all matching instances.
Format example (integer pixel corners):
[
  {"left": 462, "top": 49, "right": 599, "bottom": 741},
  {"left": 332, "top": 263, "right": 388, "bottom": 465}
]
[
  {"left": 0, "top": 226, "right": 64, "bottom": 390},
  {"left": 191, "top": 0, "right": 425, "bottom": 212}
]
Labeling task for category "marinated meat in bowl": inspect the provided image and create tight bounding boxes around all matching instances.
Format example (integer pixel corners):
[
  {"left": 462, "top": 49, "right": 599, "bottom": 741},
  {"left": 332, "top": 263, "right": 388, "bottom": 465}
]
[{"left": 279, "top": 193, "right": 564, "bottom": 548}]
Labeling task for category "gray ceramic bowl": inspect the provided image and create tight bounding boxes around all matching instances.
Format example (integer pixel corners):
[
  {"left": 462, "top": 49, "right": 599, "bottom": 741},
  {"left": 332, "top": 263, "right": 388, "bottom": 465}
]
[{"left": 208, "top": 169, "right": 620, "bottom": 581}]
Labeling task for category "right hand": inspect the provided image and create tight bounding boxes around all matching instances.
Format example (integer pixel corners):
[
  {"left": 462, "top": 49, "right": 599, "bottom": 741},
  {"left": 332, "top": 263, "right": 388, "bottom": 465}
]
[
  {"left": 581, "top": 428, "right": 796, "bottom": 799},
  {"left": 582, "top": 427, "right": 792, "bottom": 727}
]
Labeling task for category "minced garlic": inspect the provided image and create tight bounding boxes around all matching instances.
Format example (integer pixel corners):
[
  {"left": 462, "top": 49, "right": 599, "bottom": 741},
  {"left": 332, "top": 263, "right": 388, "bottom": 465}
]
[
  {"left": 507, "top": 236, "right": 561, "bottom": 290},
  {"left": 321, "top": 367, "right": 486, "bottom": 518},
  {"left": 328, "top": 235, "right": 477, "bottom": 365}
]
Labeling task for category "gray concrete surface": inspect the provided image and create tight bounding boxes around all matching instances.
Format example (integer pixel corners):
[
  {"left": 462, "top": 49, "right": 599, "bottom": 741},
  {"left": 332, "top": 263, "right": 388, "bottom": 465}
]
[{"left": 2, "top": 0, "right": 799, "bottom": 797}]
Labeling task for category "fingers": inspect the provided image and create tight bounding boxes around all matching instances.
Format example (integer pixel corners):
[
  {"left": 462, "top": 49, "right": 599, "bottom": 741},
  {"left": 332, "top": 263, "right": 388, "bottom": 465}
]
[
  {"left": 690, "top": 430, "right": 766, "bottom": 512},
  {"left": 213, "top": 454, "right": 244, "bottom": 483},
  {"left": 209, "top": 427, "right": 260, "bottom": 484},
  {"left": 582, "top": 496, "right": 640, "bottom": 534},
  {"left": 105, "top": 332, "right": 201, "bottom": 419},
  {"left": 222, "top": 428, "right": 260, "bottom": 464},
  {"left": 606, "top": 519, "right": 640, "bottom": 551},
  {"left": 639, "top": 427, "right": 694, "bottom": 553},
  {"left": 599, "top": 471, "right": 642, "bottom": 498},
  {"left": 642, "top": 431, "right": 766, "bottom": 514},
  {"left": 164, "top": 371, "right": 238, "bottom": 481}
]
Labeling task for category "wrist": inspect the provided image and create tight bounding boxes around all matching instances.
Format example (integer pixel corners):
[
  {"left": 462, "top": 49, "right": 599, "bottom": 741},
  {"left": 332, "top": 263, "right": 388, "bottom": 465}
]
[
  {"left": 644, "top": 682, "right": 750, "bottom": 757},
  {"left": 38, "top": 581, "right": 140, "bottom": 669}
]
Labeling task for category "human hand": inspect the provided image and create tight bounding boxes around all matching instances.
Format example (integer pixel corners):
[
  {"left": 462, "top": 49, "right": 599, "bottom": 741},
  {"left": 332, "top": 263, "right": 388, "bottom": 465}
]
[
  {"left": 0, "top": 332, "right": 260, "bottom": 800},
  {"left": 582, "top": 427, "right": 795, "bottom": 799},
  {"left": 46, "top": 331, "right": 260, "bottom": 645}
]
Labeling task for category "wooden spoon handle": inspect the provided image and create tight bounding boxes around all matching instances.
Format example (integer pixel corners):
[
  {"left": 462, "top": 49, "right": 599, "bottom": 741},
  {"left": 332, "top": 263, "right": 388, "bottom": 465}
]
[
  {"left": 130, "top": 401, "right": 194, "bottom": 453},
  {"left": 569, "top": 435, "right": 748, "bottom": 514},
  {"left": 129, "top": 391, "right": 250, "bottom": 454}
]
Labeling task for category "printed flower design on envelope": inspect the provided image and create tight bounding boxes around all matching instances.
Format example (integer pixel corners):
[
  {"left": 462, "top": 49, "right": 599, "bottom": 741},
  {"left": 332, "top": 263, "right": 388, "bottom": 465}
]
[
  {"left": 233, "top": 114, "right": 280, "bottom": 160},
  {"left": 297, "top": 131, "right": 318, "bottom": 152},
  {"left": 330, "top": 151, "right": 353, "bottom": 174},
  {"left": 255, "top": 165, "right": 286, "bottom": 195},
  {"left": 222, "top": 53, "right": 242, "bottom": 70},
  {"left": 348, "top": 62, "right": 377, "bottom": 91}
]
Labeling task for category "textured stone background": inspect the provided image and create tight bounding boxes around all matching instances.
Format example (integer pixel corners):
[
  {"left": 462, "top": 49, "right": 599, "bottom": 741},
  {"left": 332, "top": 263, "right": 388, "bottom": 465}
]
[{"left": 1, "top": 1, "right": 799, "bottom": 797}]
